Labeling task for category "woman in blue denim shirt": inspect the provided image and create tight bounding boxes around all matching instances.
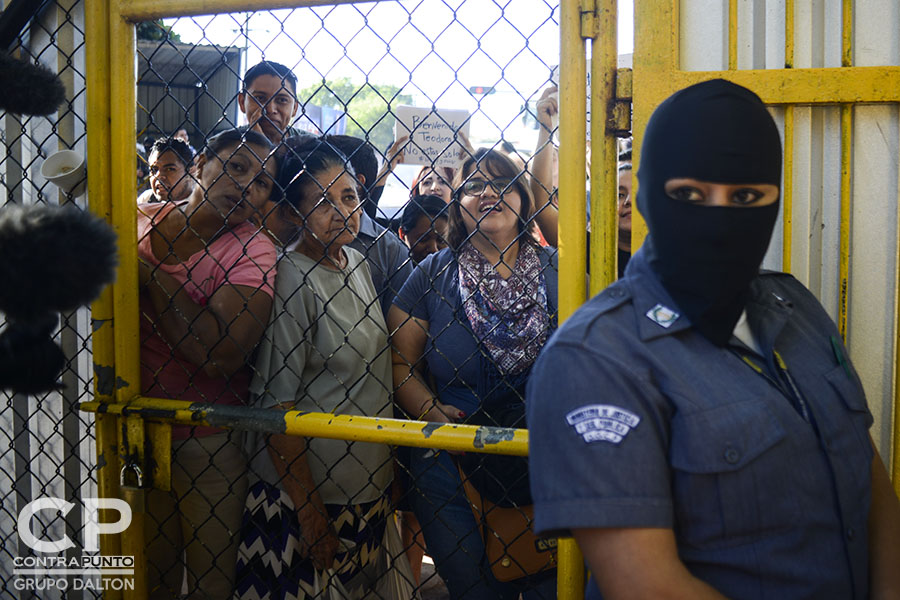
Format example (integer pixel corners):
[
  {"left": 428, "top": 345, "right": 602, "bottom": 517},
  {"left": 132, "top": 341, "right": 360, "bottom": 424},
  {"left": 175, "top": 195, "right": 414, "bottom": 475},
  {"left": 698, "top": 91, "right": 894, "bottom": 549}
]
[{"left": 390, "top": 149, "right": 558, "bottom": 599}]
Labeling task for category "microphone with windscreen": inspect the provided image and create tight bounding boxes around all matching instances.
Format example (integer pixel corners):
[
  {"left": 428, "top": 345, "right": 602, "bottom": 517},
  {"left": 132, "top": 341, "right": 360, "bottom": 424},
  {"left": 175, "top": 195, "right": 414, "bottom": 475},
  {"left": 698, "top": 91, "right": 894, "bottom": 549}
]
[
  {"left": 0, "top": 205, "right": 118, "bottom": 394},
  {"left": 0, "top": 5, "right": 117, "bottom": 395},
  {"left": 0, "top": 51, "right": 66, "bottom": 116}
]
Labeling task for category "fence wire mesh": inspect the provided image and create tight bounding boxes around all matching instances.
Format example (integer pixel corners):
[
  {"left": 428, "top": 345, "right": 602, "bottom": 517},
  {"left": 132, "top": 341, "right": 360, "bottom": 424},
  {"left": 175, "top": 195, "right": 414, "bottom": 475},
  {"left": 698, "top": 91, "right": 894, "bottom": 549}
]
[{"left": 2, "top": 1, "right": 568, "bottom": 598}]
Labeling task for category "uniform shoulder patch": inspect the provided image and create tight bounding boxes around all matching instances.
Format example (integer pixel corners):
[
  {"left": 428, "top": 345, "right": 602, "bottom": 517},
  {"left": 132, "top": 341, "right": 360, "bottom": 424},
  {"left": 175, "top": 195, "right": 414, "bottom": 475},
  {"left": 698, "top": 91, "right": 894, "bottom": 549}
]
[{"left": 565, "top": 404, "right": 641, "bottom": 444}]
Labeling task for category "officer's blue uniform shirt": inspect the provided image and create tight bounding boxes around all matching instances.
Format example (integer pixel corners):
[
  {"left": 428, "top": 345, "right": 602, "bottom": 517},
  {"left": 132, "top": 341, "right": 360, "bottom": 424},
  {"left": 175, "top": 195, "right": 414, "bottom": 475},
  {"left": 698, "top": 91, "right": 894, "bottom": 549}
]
[{"left": 527, "top": 248, "right": 874, "bottom": 600}]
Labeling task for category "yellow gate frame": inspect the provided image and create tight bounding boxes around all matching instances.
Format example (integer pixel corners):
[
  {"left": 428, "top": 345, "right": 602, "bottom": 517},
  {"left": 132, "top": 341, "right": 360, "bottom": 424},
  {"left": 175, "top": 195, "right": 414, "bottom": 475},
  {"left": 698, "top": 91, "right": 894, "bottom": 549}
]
[
  {"left": 83, "top": 1, "right": 595, "bottom": 598},
  {"left": 561, "top": 0, "right": 900, "bottom": 596}
]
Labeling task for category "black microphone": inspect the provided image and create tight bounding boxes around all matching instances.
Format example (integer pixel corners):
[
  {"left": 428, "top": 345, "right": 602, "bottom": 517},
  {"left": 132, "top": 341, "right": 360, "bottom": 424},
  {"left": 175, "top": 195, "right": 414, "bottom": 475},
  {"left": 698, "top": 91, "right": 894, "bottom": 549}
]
[
  {"left": 0, "top": 51, "right": 65, "bottom": 116},
  {"left": 0, "top": 5, "right": 111, "bottom": 394},
  {"left": 0, "top": 205, "right": 118, "bottom": 394}
]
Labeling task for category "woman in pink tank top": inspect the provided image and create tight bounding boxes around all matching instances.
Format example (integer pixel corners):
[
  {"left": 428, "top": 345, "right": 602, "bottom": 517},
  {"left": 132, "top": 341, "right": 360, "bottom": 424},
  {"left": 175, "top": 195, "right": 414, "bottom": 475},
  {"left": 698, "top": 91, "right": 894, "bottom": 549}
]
[{"left": 136, "top": 128, "right": 278, "bottom": 600}]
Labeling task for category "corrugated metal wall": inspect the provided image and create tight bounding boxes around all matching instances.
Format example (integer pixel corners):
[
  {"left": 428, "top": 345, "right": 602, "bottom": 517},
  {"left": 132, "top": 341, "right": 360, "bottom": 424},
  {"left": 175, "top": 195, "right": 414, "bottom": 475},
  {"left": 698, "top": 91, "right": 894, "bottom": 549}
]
[{"left": 137, "top": 40, "right": 243, "bottom": 140}]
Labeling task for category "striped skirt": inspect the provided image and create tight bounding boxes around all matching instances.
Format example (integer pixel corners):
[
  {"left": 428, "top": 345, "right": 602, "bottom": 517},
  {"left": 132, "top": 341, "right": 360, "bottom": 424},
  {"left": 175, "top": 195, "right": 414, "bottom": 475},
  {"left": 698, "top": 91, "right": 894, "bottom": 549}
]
[{"left": 235, "top": 480, "right": 392, "bottom": 600}]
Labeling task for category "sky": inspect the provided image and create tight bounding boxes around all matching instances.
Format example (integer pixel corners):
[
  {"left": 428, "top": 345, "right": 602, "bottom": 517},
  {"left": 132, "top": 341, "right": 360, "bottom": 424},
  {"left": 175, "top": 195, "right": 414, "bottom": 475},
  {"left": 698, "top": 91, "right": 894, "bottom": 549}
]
[{"left": 167, "top": 0, "right": 634, "bottom": 149}]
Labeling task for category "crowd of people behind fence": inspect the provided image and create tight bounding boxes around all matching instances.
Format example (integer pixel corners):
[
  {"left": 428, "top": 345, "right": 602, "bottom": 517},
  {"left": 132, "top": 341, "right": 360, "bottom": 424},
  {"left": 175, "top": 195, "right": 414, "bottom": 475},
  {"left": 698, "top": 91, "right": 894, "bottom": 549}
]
[{"left": 135, "top": 61, "right": 900, "bottom": 600}]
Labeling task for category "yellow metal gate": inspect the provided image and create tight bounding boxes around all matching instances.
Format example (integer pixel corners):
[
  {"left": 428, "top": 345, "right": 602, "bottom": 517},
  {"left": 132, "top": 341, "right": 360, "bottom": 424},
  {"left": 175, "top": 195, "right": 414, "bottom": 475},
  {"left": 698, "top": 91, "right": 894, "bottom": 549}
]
[
  {"left": 85, "top": 0, "right": 900, "bottom": 597},
  {"left": 2, "top": 0, "right": 894, "bottom": 599},
  {"left": 84, "top": 1, "right": 578, "bottom": 598}
]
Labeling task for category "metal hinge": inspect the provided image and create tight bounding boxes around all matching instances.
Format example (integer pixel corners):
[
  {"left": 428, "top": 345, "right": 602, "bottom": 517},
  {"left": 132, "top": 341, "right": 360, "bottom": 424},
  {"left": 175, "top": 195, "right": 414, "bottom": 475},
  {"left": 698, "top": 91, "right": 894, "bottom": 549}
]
[
  {"left": 612, "top": 68, "right": 633, "bottom": 136},
  {"left": 580, "top": 0, "right": 599, "bottom": 39}
]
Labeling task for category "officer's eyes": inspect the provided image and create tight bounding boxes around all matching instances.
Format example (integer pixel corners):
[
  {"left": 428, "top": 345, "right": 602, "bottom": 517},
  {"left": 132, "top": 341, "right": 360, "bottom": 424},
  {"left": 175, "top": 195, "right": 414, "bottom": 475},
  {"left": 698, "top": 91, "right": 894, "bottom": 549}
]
[
  {"left": 732, "top": 188, "right": 765, "bottom": 205},
  {"left": 666, "top": 186, "right": 704, "bottom": 203}
]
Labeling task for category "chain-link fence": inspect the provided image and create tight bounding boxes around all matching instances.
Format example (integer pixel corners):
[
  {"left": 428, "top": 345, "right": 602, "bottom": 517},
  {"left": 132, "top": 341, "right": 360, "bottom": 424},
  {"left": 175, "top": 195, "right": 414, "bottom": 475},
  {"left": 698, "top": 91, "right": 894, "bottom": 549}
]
[
  {"left": 3, "top": 1, "right": 570, "bottom": 598},
  {"left": 131, "top": 3, "right": 562, "bottom": 598},
  {"left": 6, "top": 1, "right": 895, "bottom": 599}
]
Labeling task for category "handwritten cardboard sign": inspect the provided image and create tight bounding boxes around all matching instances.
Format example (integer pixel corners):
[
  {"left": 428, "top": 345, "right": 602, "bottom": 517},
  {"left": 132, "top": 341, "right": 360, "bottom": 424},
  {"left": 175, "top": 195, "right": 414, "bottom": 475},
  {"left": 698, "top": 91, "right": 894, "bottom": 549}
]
[{"left": 393, "top": 106, "right": 470, "bottom": 168}]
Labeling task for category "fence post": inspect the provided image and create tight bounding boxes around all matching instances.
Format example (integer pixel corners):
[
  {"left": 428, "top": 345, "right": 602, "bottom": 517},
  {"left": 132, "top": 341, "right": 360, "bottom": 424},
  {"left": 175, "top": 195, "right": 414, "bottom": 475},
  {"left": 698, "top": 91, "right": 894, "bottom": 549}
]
[
  {"left": 86, "top": 1, "right": 129, "bottom": 599},
  {"left": 557, "top": 0, "right": 589, "bottom": 598}
]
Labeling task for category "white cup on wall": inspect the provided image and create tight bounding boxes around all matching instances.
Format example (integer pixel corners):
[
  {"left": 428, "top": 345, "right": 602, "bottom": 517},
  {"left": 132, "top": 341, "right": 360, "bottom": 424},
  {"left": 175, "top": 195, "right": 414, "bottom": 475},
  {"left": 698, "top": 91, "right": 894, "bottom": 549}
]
[{"left": 41, "top": 149, "right": 86, "bottom": 198}]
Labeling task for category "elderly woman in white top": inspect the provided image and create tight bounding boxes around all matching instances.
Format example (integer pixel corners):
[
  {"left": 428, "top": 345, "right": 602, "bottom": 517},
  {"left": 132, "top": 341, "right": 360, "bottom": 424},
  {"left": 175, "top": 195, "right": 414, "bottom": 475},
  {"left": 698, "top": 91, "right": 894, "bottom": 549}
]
[{"left": 237, "top": 139, "right": 404, "bottom": 599}]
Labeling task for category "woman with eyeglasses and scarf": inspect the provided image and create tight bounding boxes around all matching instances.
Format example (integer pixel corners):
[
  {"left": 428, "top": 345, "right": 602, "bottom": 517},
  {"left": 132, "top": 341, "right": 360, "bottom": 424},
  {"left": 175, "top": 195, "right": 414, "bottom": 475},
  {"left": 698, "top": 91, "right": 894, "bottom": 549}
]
[
  {"left": 390, "top": 148, "right": 559, "bottom": 599},
  {"left": 526, "top": 80, "right": 900, "bottom": 599}
]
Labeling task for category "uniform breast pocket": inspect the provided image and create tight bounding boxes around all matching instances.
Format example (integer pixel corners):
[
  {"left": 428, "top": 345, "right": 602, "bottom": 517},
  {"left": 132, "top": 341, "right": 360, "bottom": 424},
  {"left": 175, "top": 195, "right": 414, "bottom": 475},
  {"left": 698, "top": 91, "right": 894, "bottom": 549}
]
[{"left": 670, "top": 397, "right": 795, "bottom": 549}]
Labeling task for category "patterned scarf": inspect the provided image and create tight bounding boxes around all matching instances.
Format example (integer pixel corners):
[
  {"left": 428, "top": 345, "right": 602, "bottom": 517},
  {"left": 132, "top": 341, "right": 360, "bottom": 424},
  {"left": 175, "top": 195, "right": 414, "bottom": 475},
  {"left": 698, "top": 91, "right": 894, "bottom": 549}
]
[{"left": 458, "top": 242, "right": 550, "bottom": 375}]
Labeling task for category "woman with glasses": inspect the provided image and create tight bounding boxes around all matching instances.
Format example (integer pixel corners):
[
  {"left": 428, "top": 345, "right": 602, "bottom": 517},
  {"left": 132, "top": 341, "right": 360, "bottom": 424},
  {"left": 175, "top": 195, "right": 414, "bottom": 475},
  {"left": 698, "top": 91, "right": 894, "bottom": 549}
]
[
  {"left": 238, "top": 140, "right": 408, "bottom": 600},
  {"left": 389, "top": 148, "right": 558, "bottom": 599}
]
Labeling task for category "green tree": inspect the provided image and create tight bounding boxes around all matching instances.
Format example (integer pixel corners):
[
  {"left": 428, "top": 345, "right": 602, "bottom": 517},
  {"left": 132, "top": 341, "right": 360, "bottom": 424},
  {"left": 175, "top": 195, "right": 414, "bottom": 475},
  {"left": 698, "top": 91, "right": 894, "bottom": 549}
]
[
  {"left": 137, "top": 20, "right": 182, "bottom": 43},
  {"left": 297, "top": 77, "right": 414, "bottom": 152}
]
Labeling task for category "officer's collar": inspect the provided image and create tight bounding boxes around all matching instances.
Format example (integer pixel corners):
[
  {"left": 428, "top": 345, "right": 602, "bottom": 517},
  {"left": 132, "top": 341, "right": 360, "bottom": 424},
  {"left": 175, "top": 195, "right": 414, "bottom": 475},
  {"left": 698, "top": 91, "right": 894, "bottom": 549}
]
[
  {"left": 742, "top": 276, "right": 794, "bottom": 357},
  {"left": 626, "top": 248, "right": 694, "bottom": 342},
  {"left": 626, "top": 249, "right": 795, "bottom": 346}
]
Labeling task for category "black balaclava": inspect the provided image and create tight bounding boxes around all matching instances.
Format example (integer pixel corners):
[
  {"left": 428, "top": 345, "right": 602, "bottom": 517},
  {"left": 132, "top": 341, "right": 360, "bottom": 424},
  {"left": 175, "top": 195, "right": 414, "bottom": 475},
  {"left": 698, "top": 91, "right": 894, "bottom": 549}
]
[{"left": 637, "top": 79, "right": 782, "bottom": 346}]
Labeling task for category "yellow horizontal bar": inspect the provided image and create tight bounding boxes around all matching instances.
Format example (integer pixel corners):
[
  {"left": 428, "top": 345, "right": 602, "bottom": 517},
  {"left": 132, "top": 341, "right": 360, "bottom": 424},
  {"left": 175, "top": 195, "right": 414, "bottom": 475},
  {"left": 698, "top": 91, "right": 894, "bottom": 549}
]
[
  {"left": 80, "top": 397, "right": 530, "bottom": 456},
  {"left": 119, "top": 0, "right": 363, "bottom": 21},
  {"left": 634, "top": 66, "right": 900, "bottom": 105}
]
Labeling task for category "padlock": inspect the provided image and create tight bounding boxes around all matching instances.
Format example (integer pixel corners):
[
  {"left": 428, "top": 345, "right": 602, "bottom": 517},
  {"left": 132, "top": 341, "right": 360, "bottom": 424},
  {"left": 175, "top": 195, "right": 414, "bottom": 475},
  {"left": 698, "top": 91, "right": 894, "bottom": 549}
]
[{"left": 120, "top": 462, "right": 146, "bottom": 513}]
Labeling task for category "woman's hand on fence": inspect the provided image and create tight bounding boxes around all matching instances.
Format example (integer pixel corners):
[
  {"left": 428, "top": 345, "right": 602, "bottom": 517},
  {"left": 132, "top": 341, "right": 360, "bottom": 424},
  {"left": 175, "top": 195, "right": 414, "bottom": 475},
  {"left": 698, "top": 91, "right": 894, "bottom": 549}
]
[
  {"left": 297, "top": 502, "right": 340, "bottom": 571},
  {"left": 423, "top": 401, "right": 465, "bottom": 424}
]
